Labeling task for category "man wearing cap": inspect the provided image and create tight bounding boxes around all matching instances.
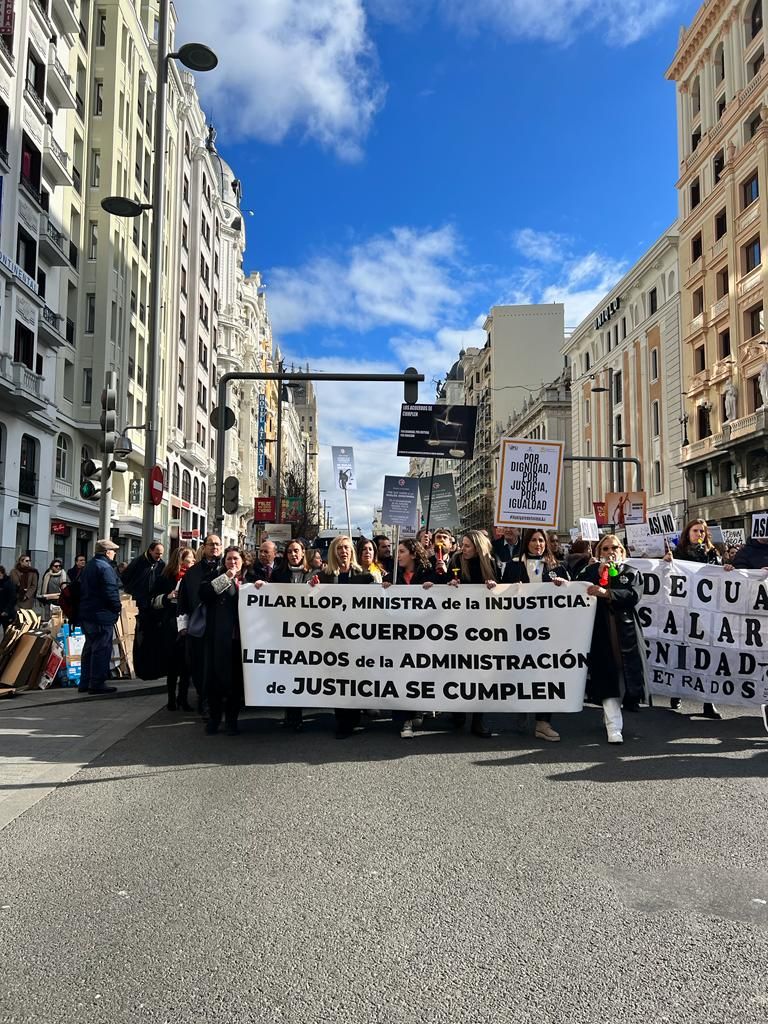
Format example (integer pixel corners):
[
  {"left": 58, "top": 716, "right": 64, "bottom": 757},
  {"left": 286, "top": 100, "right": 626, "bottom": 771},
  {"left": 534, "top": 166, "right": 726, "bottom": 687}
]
[{"left": 78, "top": 539, "right": 122, "bottom": 696}]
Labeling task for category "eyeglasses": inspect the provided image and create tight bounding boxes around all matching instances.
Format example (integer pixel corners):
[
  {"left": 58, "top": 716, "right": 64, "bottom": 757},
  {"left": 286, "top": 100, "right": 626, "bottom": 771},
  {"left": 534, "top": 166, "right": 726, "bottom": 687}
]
[{"left": 602, "top": 545, "right": 623, "bottom": 551}]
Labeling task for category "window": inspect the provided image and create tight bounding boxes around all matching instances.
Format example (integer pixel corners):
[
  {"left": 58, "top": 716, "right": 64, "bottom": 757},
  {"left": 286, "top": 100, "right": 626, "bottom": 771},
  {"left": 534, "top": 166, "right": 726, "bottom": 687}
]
[
  {"left": 20, "top": 132, "right": 41, "bottom": 191},
  {"left": 183, "top": 174, "right": 189, "bottom": 204},
  {"left": 97, "top": 11, "right": 107, "bottom": 46},
  {"left": 88, "top": 221, "right": 98, "bottom": 260},
  {"left": 693, "top": 287, "right": 704, "bottom": 316},
  {"left": 744, "top": 234, "right": 761, "bottom": 272},
  {"left": 55, "top": 434, "right": 71, "bottom": 480},
  {"left": 651, "top": 401, "right": 660, "bottom": 437},
  {"left": 621, "top": 316, "right": 626, "bottom": 340},
  {"left": 90, "top": 150, "right": 101, "bottom": 187},
  {"left": 650, "top": 348, "right": 659, "bottom": 381},
  {"left": 691, "top": 177, "right": 701, "bottom": 209},
  {"left": 750, "top": 0, "right": 763, "bottom": 42},
  {"left": 85, "top": 293, "right": 96, "bottom": 333},
  {"left": 691, "top": 126, "right": 702, "bottom": 152},
  {"left": 748, "top": 109, "right": 762, "bottom": 138},
  {"left": 715, "top": 208, "right": 727, "bottom": 239},
  {"left": 717, "top": 93, "right": 727, "bottom": 121},
  {"left": 25, "top": 47, "right": 44, "bottom": 102},
  {"left": 694, "top": 345, "right": 706, "bottom": 373},
  {"left": 613, "top": 371, "right": 622, "bottom": 404},
  {"left": 649, "top": 287, "right": 658, "bottom": 315},
  {"left": 172, "top": 464, "right": 180, "bottom": 496},
  {"left": 180, "top": 266, "right": 187, "bottom": 295},
  {"left": 584, "top": 351, "right": 591, "bottom": 372},
  {"left": 749, "top": 46, "right": 764, "bottom": 81},
  {"left": 178, "top": 358, "right": 185, "bottom": 389},
  {"left": 747, "top": 301, "right": 764, "bottom": 337},
  {"left": 16, "top": 226, "right": 36, "bottom": 276},
  {"left": 615, "top": 414, "right": 623, "bottom": 441},
  {"left": 713, "top": 149, "right": 725, "bottom": 185},
  {"left": 697, "top": 405, "right": 712, "bottom": 441},
  {"left": 13, "top": 322, "right": 34, "bottom": 368},
  {"left": 176, "top": 403, "right": 183, "bottom": 429},
  {"left": 82, "top": 367, "right": 92, "bottom": 404},
  {"left": 179, "top": 311, "right": 186, "bottom": 341},
  {"left": 193, "top": 478, "right": 200, "bottom": 506},
  {"left": 181, "top": 220, "right": 188, "bottom": 250},
  {"left": 584, "top": 398, "right": 590, "bottom": 424},
  {"left": 182, "top": 470, "right": 191, "bottom": 502},
  {"left": 691, "top": 233, "right": 703, "bottom": 262},
  {"left": 201, "top": 483, "right": 206, "bottom": 509},
  {"left": 718, "top": 328, "right": 731, "bottom": 358},
  {"left": 742, "top": 171, "right": 759, "bottom": 208},
  {"left": 19, "top": 435, "right": 37, "bottom": 497},
  {"left": 93, "top": 79, "right": 103, "bottom": 116},
  {"left": 691, "top": 76, "right": 701, "bottom": 116},
  {"left": 716, "top": 265, "right": 729, "bottom": 299},
  {"left": 696, "top": 468, "right": 714, "bottom": 496},
  {"left": 653, "top": 460, "right": 662, "bottom": 495}
]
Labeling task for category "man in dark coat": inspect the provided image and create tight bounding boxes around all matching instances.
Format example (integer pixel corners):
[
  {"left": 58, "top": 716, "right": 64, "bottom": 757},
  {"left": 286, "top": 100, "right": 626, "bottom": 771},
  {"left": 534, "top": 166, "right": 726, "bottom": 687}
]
[
  {"left": 177, "top": 534, "right": 222, "bottom": 712},
  {"left": 246, "top": 540, "right": 278, "bottom": 582},
  {"left": 492, "top": 527, "right": 523, "bottom": 564},
  {"left": 122, "top": 541, "right": 165, "bottom": 679},
  {"left": 732, "top": 538, "right": 768, "bottom": 569},
  {"left": 78, "top": 539, "right": 122, "bottom": 695},
  {"left": 68, "top": 554, "right": 87, "bottom": 583}
]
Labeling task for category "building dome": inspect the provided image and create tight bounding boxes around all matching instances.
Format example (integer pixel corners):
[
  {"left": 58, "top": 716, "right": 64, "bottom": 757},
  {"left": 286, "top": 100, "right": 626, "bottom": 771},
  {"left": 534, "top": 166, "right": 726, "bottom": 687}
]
[
  {"left": 446, "top": 356, "right": 464, "bottom": 382},
  {"left": 206, "top": 124, "right": 242, "bottom": 211}
]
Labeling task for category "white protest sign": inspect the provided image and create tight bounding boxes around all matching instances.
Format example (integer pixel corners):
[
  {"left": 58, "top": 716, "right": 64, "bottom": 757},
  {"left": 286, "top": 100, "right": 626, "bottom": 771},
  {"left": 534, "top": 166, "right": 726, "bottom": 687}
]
[
  {"left": 578, "top": 517, "right": 600, "bottom": 541},
  {"left": 495, "top": 439, "right": 563, "bottom": 529},
  {"left": 751, "top": 512, "right": 768, "bottom": 539},
  {"left": 628, "top": 559, "right": 768, "bottom": 708},
  {"left": 239, "top": 582, "right": 596, "bottom": 713},
  {"left": 625, "top": 523, "right": 666, "bottom": 557},
  {"left": 332, "top": 446, "right": 356, "bottom": 490},
  {"left": 723, "top": 528, "right": 746, "bottom": 549},
  {"left": 569, "top": 527, "right": 580, "bottom": 541},
  {"left": 647, "top": 507, "right": 676, "bottom": 537}
]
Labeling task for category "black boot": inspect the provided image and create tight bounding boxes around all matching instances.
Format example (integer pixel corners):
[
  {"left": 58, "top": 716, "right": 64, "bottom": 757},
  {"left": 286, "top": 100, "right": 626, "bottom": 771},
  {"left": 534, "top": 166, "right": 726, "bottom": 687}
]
[
  {"left": 471, "top": 713, "right": 492, "bottom": 738},
  {"left": 177, "top": 679, "right": 192, "bottom": 712},
  {"left": 166, "top": 680, "right": 177, "bottom": 711},
  {"left": 702, "top": 702, "right": 722, "bottom": 719},
  {"left": 670, "top": 697, "right": 681, "bottom": 710}
]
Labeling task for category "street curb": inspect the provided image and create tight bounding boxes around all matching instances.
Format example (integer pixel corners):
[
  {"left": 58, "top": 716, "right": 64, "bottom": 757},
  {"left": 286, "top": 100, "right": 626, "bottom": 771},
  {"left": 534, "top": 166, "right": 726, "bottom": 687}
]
[{"left": 0, "top": 690, "right": 165, "bottom": 833}]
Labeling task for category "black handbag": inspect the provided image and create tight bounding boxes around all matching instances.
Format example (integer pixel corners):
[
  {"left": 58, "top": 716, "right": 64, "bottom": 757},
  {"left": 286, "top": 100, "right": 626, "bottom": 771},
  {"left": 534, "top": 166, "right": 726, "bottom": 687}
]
[{"left": 187, "top": 603, "right": 207, "bottom": 638}]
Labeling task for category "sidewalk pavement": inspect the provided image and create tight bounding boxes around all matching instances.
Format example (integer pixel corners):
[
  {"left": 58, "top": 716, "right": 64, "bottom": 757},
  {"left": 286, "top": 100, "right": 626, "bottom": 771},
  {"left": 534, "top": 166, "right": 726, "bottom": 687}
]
[{"left": 0, "top": 679, "right": 166, "bottom": 831}]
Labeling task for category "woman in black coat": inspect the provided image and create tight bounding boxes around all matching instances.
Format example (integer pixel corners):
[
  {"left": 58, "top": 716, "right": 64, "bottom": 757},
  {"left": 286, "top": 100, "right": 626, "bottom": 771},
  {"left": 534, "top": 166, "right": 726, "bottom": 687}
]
[
  {"left": 151, "top": 546, "right": 195, "bottom": 711},
  {"left": 311, "top": 535, "right": 374, "bottom": 738},
  {"left": 255, "top": 539, "right": 314, "bottom": 731},
  {"left": 583, "top": 534, "right": 647, "bottom": 744},
  {"left": 502, "top": 529, "right": 568, "bottom": 742},
  {"left": 666, "top": 518, "right": 729, "bottom": 718},
  {"left": 200, "top": 546, "right": 246, "bottom": 736}
]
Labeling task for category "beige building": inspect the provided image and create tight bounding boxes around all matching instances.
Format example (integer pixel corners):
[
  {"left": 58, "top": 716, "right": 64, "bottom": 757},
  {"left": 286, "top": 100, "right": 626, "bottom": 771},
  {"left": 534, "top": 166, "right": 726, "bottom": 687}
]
[
  {"left": 564, "top": 228, "right": 685, "bottom": 527},
  {"left": 668, "top": 0, "right": 768, "bottom": 529},
  {"left": 456, "top": 304, "right": 565, "bottom": 530}
]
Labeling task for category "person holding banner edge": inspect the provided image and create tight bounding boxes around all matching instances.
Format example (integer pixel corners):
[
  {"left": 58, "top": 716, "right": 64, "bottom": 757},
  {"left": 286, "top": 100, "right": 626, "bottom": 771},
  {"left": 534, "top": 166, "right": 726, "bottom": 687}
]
[
  {"left": 501, "top": 529, "right": 568, "bottom": 742},
  {"left": 583, "top": 534, "right": 647, "bottom": 744},
  {"left": 446, "top": 530, "right": 498, "bottom": 738},
  {"left": 664, "top": 519, "right": 732, "bottom": 719},
  {"left": 199, "top": 546, "right": 247, "bottom": 736}
]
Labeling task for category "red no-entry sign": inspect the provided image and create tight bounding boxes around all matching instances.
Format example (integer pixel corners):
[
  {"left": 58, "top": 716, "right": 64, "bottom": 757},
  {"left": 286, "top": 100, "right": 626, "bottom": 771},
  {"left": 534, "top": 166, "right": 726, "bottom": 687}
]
[{"left": 149, "top": 465, "right": 164, "bottom": 506}]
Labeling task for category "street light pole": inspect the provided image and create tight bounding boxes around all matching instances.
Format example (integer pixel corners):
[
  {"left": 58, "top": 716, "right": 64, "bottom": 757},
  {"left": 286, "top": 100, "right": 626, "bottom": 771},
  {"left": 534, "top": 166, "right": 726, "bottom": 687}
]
[{"left": 142, "top": 0, "right": 170, "bottom": 551}]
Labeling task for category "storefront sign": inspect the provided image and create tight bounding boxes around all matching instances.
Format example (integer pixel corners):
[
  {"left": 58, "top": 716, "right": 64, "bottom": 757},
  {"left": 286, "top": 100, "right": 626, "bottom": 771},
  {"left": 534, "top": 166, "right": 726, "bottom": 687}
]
[
  {"left": 50, "top": 520, "right": 69, "bottom": 537},
  {"left": 257, "top": 394, "right": 267, "bottom": 479},
  {"left": 0, "top": 248, "right": 38, "bottom": 294},
  {"left": 254, "top": 497, "right": 276, "bottom": 522},
  {"left": 0, "top": 2, "right": 14, "bottom": 38},
  {"left": 239, "top": 582, "right": 596, "bottom": 713},
  {"left": 595, "top": 296, "right": 620, "bottom": 330},
  {"left": 495, "top": 439, "right": 564, "bottom": 529},
  {"left": 630, "top": 559, "right": 768, "bottom": 709}
]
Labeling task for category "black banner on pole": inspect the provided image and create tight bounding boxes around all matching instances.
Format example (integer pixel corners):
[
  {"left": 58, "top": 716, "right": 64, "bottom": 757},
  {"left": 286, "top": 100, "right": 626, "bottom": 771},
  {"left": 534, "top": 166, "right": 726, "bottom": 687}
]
[{"left": 396, "top": 404, "right": 477, "bottom": 460}]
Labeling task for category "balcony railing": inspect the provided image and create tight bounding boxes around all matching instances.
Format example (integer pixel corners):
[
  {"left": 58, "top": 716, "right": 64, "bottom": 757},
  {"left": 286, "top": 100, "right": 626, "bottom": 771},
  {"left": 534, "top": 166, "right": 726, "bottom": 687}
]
[
  {"left": 24, "top": 82, "right": 46, "bottom": 118},
  {"left": 710, "top": 295, "right": 729, "bottom": 319},
  {"left": 737, "top": 265, "right": 762, "bottom": 297},
  {"left": 19, "top": 175, "right": 45, "bottom": 208},
  {"left": 0, "top": 34, "right": 13, "bottom": 64},
  {"left": 42, "top": 305, "right": 62, "bottom": 330},
  {"left": 737, "top": 201, "right": 761, "bottom": 234},
  {"left": 48, "top": 132, "right": 68, "bottom": 167},
  {"left": 45, "top": 218, "right": 67, "bottom": 253},
  {"left": 689, "top": 312, "right": 705, "bottom": 334}
]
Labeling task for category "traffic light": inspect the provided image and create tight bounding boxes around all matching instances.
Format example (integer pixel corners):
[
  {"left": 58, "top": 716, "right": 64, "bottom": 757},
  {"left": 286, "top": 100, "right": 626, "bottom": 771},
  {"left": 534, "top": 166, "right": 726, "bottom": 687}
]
[
  {"left": 223, "top": 475, "right": 239, "bottom": 514},
  {"left": 81, "top": 458, "right": 102, "bottom": 500},
  {"left": 100, "top": 383, "right": 117, "bottom": 453},
  {"left": 403, "top": 366, "right": 419, "bottom": 404}
]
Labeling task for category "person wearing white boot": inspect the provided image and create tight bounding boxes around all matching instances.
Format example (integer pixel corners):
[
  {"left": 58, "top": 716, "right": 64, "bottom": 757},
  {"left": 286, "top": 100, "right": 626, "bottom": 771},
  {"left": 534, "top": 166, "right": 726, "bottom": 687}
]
[{"left": 583, "top": 535, "right": 647, "bottom": 745}]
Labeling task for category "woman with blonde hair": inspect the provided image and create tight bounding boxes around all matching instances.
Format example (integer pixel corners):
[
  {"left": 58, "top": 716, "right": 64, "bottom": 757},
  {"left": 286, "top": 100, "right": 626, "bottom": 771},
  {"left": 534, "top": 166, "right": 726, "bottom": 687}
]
[{"left": 583, "top": 534, "right": 647, "bottom": 744}]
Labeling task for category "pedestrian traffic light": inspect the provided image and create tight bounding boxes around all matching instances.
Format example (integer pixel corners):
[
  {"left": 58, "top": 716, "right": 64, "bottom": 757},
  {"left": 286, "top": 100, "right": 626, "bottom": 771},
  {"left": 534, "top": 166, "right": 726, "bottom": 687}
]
[
  {"left": 100, "top": 383, "right": 117, "bottom": 453},
  {"left": 403, "top": 367, "right": 419, "bottom": 404},
  {"left": 81, "top": 458, "right": 102, "bottom": 500},
  {"left": 223, "top": 475, "right": 239, "bottom": 514}
]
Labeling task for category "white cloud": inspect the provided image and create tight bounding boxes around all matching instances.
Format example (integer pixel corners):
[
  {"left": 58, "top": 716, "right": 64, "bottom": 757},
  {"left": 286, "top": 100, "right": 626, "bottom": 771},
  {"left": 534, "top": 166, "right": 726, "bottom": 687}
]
[
  {"left": 267, "top": 225, "right": 464, "bottom": 334},
  {"left": 176, "top": 0, "right": 384, "bottom": 160},
  {"left": 437, "top": 0, "right": 678, "bottom": 46},
  {"left": 514, "top": 228, "right": 570, "bottom": 264}
]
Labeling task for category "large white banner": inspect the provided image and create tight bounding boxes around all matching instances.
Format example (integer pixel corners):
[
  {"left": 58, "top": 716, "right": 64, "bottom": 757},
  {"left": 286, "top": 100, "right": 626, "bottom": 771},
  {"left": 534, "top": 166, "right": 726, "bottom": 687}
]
[
  {"left": 239, "top": 582, "right": 596, "bottom": 713},
  {"left": 629, "top": 559, "right": 768, "bottom": 709}
]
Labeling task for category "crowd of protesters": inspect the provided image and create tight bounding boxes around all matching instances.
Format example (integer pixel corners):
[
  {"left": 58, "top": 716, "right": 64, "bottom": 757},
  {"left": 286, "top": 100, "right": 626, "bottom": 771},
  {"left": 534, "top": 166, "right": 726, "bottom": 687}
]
[{"left": 5, "top": 515, "right": 764, "bottom": 742}]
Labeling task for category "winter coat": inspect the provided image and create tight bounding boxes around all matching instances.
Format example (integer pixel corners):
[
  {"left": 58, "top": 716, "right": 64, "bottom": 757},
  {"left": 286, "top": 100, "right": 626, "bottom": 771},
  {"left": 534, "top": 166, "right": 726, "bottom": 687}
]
[
  {"left": 393, "top": 563, "right": 435, "bottom": 586},
  {"left": 582, "top": 561, "right": 647, "bottom": 703},
  {"left": 0, "top": 575, "right": 16, "bottom": 622},
  {"left": 39, "top": 568, "right": 69, "bottom": 601},
  {"left": 270, "top": 565, "right": 314, "bottom": 585},
  {"left": 79, "top": 554, "right": 122, "bottom": 627},
  {"left": 177, "top": 558, "right": 221, "bottom": 627},
  {"left": 502, "top": 558, "right": 567, "bottom": 584},
  {"left": 672, "top": 544, "right": 722, "bottom": 565},
  {"left": 730, "top": 540, "right": 768, "bottom": 570},
  {"left": 314, "top": 567, "right": 375, "bottom": 585},
  {"left": 492, "top": 536, "right": 524, "bottom": 563},
  {"left": 122, "top": 552, "right": 166, "bottom": 611},
  {"left": 199, "top": 570, "right": 244, "bottom": 698},
  {"left": 563, "top": 553, "right": 595, "bottom": 582},
  {"left": 10, "top": 565, "right": 39, "bottom": 610},
  {"left": 445, "top": 554, "right": 498, "bottom": 584}
]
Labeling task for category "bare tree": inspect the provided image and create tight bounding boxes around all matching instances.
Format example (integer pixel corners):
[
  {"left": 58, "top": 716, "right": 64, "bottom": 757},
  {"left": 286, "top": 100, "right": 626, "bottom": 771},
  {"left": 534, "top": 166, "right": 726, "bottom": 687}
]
[{"left": 281, "top": 459, "right": 320, "bottom": 541}]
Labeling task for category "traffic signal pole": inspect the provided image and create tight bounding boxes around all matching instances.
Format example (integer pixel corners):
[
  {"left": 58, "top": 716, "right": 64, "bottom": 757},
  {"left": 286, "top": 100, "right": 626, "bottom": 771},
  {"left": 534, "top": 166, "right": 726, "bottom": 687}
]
[
  {"left": 98, "top": 371, "right": 116, "bottom": 538},
  {"left": 213, "top": 368, "right": 423, "bottom": 537}
]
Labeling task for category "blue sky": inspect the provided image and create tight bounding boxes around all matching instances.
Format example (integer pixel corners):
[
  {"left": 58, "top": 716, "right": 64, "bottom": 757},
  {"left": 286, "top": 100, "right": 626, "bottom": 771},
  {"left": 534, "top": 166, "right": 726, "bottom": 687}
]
[{"left": 179, "top": 0, "right": 702, "bottom": 529}]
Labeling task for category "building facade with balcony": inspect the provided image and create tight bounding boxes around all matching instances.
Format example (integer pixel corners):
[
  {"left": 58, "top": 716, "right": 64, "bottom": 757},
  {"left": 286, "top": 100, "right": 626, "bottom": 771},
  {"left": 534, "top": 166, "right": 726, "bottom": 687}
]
[
  {"left": 668, "top": 0, "right": 768, "bottom": 528},
  {"left": 564, "top": 229, "right": 686, "bottom": 527},
  {"left": 0, "top": 0, "right": 88, "bottom": 567},
  {"left": 455, "top": 304, "right": 565, "bottom": 531}
]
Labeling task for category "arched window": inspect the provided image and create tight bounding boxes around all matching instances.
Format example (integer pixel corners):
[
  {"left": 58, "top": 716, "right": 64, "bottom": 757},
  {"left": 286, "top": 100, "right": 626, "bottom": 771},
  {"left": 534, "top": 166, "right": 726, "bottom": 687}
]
[
  {"left": 714, "top": 42, "right": 726, "bottom": 85},
  {"left": 182, "top": 470, "right": 191, "bottom": 502},
  {"left": 172, "top": 463, "right": 180, "bottom": 496},
  {"left": 691, "top": 76, "right": 701, "bottom": 117},
  {"left": 55, "top": 433, "right": 71, "bottom": 480},
  {"left": 193, "top": 477, "right": 200, "bottom": 505},
  {"left": 750, "top": 0, "right": 763, "bottom": 41},
  {"left": 200, "top": 483, "right": 207, "bottom": 509},
  {"left": 184, "top": 132, "right": 190, "bottom": 158}
]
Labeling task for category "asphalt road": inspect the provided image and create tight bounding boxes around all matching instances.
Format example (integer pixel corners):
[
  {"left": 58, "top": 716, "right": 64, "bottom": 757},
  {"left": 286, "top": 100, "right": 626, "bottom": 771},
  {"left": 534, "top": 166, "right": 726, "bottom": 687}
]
[{"left": 2, "top": 702, "right": 767, "bottom": 1024}]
